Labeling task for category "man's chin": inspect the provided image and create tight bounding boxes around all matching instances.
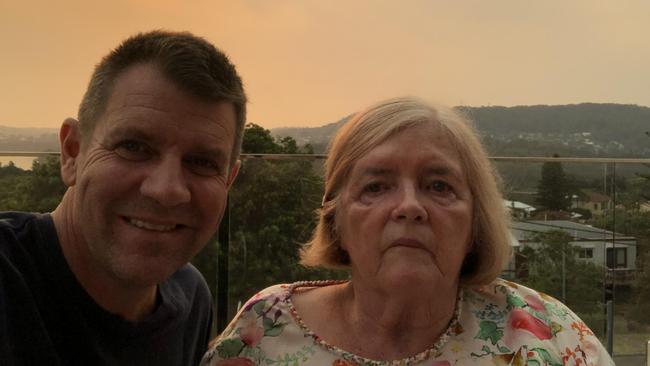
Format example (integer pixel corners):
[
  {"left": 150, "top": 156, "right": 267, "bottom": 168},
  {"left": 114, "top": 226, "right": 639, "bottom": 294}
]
[{"left": 109, "top": 260, "right": 183, "bottom": 288}]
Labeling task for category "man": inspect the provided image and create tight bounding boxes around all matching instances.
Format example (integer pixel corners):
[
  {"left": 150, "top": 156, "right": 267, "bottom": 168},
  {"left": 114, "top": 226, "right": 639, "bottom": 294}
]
[{"left": 0, "top": 30, "right": 246, "bottom": 365}]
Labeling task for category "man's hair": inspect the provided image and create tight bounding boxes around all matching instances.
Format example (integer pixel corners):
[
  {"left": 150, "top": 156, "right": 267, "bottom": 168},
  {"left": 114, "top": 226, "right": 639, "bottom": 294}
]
[
  {"left": 78, "top": 30, "right": 247, "bottom": 167},
  {"left": 300, "top": 97, "right": 512, "bottom": 287}
]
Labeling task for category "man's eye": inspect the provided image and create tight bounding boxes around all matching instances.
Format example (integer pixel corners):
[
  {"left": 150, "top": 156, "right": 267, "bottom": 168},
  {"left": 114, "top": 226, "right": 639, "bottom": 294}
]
[
  {"left": 114, "top": 140, "right": 151, "bottom": 161},
  {"left": 184, "top": 156, "right": 220, "bottom": 176}
]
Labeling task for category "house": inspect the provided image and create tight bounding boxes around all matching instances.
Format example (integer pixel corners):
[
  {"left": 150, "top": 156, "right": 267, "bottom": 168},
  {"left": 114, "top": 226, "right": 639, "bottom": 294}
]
[
  {"left": 572, "top": 191, "right": 612, "bottom": 216},
  {"left": 508, "top": 220, "right": 637, "bottom": 285},
  {"left": 639, "top": 201, "right": 650, "bottom": 213},
  {"left": 503, "top": 199, "right": 535, "bottom": 219}
]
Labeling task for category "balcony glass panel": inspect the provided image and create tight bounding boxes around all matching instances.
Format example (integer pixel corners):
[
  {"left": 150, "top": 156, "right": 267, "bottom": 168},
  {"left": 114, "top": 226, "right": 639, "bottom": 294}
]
[{"left": 0, "top": 153, "right": 648, "bottom": 363}]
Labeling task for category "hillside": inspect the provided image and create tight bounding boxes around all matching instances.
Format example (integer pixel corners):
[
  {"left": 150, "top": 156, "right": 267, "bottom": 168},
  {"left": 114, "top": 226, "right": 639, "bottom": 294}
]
[
  {"left": 1, "top": 103, "right": 649, "bottom": 158},
  {"left": 272, "top": 103, "right": 650, "bottom": 157},
  {"left": 0, "top": 126, "right": 59, "bottom": 151}
]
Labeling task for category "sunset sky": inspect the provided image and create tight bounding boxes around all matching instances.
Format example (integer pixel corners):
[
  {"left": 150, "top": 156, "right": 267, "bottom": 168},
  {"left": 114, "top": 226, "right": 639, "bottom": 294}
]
[{"left": 1, "top": 0, "right": 649, "bottom": 129}]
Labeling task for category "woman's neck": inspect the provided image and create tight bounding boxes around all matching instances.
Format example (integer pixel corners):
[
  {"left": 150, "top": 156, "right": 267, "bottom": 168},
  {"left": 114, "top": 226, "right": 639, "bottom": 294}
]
[
  {"left": 292, "top": 279, "right": 460, "bottom": 361},
  {"left": 339, "top": 279, "right": 459, "bottom": 359}
]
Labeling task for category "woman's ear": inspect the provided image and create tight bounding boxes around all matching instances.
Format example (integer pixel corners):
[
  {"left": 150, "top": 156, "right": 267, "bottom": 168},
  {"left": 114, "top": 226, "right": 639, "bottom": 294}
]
[{"left": 59, "top": 118, "right": 82, "bottom": 187}]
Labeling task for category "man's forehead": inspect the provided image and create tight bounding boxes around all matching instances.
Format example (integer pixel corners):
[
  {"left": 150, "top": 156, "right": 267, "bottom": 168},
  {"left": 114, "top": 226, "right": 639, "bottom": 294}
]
[{"left": 104, "top": 65, "right": 235, "bottom": 122}]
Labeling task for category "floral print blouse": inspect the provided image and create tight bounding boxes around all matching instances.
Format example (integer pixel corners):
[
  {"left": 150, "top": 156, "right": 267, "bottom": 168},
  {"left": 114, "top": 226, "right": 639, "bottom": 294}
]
[{"left": 201, "top": 279, "right": 614, "bottom": 366}]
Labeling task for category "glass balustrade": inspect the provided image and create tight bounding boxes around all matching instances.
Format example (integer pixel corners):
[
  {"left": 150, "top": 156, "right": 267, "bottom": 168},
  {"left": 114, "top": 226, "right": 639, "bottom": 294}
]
[{"left": 1, "top": 152, "right": 648, "bottom": 364}]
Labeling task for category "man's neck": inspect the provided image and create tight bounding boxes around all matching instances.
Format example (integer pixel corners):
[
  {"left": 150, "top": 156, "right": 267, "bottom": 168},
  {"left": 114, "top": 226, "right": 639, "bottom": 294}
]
[{"left": 51, "top": 190, "right": 158, "bottom": 322}]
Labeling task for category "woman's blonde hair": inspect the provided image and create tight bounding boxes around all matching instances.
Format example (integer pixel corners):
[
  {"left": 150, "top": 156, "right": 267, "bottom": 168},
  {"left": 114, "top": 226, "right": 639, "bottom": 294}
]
[{"left": 300, "top": 97, "right": 512, "bottom": 286}]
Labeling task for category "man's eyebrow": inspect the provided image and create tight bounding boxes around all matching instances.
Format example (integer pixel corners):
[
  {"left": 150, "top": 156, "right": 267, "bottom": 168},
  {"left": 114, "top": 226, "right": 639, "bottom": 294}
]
[
  {"left": 188, "top": 147, "right": 228, "bottom": 162},
  {"left": 104, "top": 125, "right": 152, "bottom": 141}
]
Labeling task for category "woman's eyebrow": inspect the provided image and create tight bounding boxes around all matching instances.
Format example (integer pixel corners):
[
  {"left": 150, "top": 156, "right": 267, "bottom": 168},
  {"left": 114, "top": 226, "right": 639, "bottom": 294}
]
[
  {"left": 423, "top": 165, "right": 465, "bottom": 180},
  {"left": 358, "top": 167, "right": 393, "bottom": 177},
  {"left": 424, "top": 166, "right": 453, "bottom": 175}
]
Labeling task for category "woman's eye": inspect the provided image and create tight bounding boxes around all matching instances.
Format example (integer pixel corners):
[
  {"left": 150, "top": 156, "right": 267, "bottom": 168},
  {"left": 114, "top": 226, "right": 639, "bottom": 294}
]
[
  {"left": 363, "top": 182, "right": 388, "bottom": 194},
  {"left": 427, "top": 180, "right": 453, "bottom": 194},
  {"left": 184, "top": 156, "right": 220, "bottom": 176},
  {"left": 114, "top": 140, "right": 151, "bottom": 161}
]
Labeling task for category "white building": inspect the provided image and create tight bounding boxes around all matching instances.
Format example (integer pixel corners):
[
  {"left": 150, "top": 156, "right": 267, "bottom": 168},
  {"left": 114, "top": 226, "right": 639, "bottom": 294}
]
[
  {"left": 508, "top": 220, "right": 637, "bottom": 284},
  {"left": 503, "top": 199, "right": 536, "bottom": 219}
]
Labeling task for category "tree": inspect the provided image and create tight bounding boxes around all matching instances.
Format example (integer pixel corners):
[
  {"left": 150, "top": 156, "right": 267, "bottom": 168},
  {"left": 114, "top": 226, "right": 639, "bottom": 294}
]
[
  {"left": 639, "top": 131, "right": 650, "bottom": 200},
  {"left": 536, "top": 155, "right": 571, "bottom": 211},
  {"left": 0, "top": 156, "right": 66, "bottom": 212},
  {"left": 629, "top": 252, "right": 650, "bottom": 326},
  {"left": 240, "top": 123, "right": 281, "bottom": 154},
  {"left": 192, "top": 125, "right": 345, "bottom": 319},
  {"left": 635, "top": 166, "right": 650, "bottom": 201}
]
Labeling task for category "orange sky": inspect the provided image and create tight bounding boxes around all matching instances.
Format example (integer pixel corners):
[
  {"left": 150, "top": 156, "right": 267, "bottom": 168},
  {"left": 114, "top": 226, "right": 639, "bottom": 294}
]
[{"left": 1, "top": 0, "right": 649, "bottom": 129}]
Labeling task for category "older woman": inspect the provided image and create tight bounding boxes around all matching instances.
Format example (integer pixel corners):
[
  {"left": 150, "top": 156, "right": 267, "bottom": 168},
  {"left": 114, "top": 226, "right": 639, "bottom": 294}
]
[{"left": 202, "top": 98, "right": 613, "bottom": 365}]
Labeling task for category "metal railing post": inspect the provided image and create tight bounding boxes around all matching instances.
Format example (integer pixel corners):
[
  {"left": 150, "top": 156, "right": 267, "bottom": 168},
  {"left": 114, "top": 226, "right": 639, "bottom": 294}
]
[
  {"left": 606, "top": 300, "right": 613, "bottom": 355},
  {"left": 216, "top": 195, "right": 230, "bottom": 333}
]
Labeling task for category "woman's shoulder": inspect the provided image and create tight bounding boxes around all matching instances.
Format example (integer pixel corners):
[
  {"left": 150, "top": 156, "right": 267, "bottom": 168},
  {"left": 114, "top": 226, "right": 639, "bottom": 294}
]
[
  {"left": 201, "top": 281, "right": 346, "bottom": 366},
  {"left": 455, "top": 278, "right": 614, "bottom": 365},
  {"left": 465, "top": 278, "right": 567, "bottom": 310},
  {"left": 201, "top": 283, "right": 293, "bottom": 365}
]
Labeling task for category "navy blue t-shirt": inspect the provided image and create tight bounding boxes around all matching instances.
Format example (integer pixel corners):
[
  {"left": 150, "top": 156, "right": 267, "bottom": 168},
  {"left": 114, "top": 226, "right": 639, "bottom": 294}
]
[{"left": 0, "top": 212, "right": 213, "bottom": 365}]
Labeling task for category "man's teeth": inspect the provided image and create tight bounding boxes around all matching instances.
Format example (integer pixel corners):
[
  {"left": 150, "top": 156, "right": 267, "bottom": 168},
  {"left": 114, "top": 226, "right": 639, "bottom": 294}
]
[{"left": 128, "top": 218, "right": 176, "bottom": 232}]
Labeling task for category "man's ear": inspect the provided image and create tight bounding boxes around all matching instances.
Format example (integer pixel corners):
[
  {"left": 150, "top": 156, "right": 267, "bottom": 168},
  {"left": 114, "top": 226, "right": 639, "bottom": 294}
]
[
  {"left": 226, "top": 159, "right": 241, "bottom": 189},
  {"left": 59, "top": 118, "right": 82, "bottom": 187}
]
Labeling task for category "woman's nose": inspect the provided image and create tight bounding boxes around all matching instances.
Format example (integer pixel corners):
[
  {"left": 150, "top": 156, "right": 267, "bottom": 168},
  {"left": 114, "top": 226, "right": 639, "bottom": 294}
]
[{"left": 391, "top": 185, "right": 428, "bottom": 222}]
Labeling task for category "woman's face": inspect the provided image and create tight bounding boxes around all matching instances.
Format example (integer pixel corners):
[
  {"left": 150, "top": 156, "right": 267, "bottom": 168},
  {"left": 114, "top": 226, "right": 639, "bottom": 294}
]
[{"left": 337, "top": 123, "right": 473, "bottom": 293}]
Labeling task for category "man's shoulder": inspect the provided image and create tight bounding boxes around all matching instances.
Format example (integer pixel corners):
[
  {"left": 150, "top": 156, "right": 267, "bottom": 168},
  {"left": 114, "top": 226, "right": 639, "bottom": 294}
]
[
  {"left": 163, "top": 263, "right": 212, "bottom": 305},
  {"left": 0, "top": 211, "right": 42, "bottom": 231},
  {"left": 169, "top": 263, "right": 209, "bottom": 288},
  {"left": 0, "top": 211, "right": 51, "bottom": 252}
]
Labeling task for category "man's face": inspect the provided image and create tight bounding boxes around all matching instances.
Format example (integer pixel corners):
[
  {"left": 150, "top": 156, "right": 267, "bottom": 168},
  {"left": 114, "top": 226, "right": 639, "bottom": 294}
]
[{"left": 65, "top": 63, "right": 239, "bottom": 287}]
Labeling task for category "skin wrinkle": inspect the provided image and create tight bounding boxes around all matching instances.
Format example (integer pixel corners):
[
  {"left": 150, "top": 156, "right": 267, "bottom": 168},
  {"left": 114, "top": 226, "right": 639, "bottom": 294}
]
[
  {"left": 53, "top": 63, "right": 240, "bottom": 321},
  {"left": 293, "top": 123, "right": 473, "bottom": 359},
  {"left": 95, "top": 116, "right": 233, "bottom": 176}
]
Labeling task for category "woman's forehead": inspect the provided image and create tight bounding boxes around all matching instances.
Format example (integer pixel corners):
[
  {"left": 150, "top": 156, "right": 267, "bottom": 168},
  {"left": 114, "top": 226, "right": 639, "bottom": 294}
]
[{"left": 354, "top": 125, "right": 461, "bottom": 168}]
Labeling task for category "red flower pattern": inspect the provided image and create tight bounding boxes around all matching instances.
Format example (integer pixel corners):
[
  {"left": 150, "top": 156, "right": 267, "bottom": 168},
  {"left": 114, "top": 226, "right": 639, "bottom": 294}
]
[
  {"left": 216, "top": 357, "right": 255, "bottom": 366},
  {"left": 509, "top": 308, "right": 552, "bottom": 340},
  {"left": 239, "top": 321, "right": 264, "bottom": 347},
  {"left": 524, "top": 294, "right": 547, "bottom": 313}
]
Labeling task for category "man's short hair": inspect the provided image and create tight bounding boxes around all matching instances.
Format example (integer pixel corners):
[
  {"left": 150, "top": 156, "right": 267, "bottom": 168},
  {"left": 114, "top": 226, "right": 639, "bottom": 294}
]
[
  {"left": 300, "top": 97, "right": 512, "bottom": 287},
  {"left": 78, "top": 30, "right": 247, "bottom": 167}
]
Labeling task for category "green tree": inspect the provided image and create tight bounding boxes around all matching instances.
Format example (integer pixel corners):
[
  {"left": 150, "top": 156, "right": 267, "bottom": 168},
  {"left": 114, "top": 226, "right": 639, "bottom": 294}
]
[
  {"left": 635, "top": 168, "right": 650, "bottom": 201},
  {"left": 192, "top": 124, "right": 345, "bottom": 319},
  {"left": 0, "top": 156, "right": 66, "bottom": 212},
  {"left": 536, "top": 155, "right": 571, "bottom": 211},
  {"left": 629, "top": 252, "right": 650, "bottom": 325},
  {"left": 227, "top": 128, "right": 345, "bottom": 315},
  {"left": 240, "top": 123, "right": 281, "bottom": 154},
  {"left": 639, "top": 131, "right": 650, "bottom": 199}
]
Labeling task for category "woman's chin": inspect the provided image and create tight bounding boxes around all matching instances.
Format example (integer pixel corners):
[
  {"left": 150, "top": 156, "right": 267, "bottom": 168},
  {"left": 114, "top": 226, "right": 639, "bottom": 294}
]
[{"left": 379, "top": 263, "right": 441, "bottom": 290}]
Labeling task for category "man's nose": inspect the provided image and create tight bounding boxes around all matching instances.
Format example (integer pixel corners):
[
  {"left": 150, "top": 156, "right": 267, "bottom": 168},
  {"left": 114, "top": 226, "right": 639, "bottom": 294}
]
[
  {"left": 140, "top": 157, "right": 191, "bottom": 207},
  {"left": 391, "top": 185, "right": 428, "bottom": 222}
]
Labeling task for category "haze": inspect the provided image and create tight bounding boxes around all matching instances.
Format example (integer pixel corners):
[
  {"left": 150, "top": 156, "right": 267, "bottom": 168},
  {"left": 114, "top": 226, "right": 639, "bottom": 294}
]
[{"left": 1, "top": 0, "right": 649, "bottom": 129}]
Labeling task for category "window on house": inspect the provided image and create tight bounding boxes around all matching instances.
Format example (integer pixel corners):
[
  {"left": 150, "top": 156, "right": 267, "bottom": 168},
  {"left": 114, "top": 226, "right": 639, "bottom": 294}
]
[
  {"left": 578, "top": 248, "right": 594, "bottom": 259},
  {"left": 606, "top": 247, "right": 627, "bottom": 268}
]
